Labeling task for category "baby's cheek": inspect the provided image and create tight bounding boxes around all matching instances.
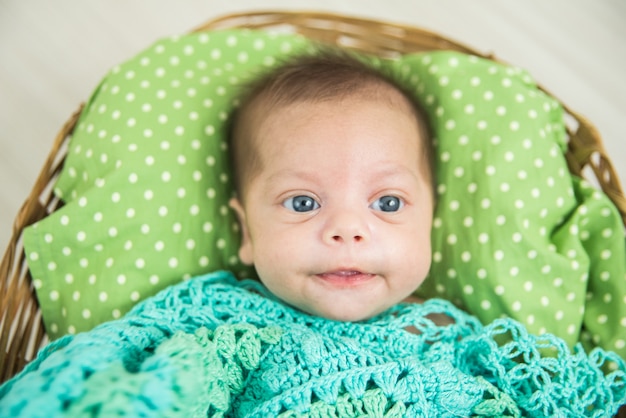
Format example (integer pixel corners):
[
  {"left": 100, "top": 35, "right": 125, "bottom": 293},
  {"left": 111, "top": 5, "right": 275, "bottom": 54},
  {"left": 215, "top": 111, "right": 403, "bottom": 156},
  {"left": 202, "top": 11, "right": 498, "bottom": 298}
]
[
  {"left": 254, "top": 243, "right": 302, "bottom": 280},
  {"left": 398, "top": 233, "right": 432, "bottom": 281}
]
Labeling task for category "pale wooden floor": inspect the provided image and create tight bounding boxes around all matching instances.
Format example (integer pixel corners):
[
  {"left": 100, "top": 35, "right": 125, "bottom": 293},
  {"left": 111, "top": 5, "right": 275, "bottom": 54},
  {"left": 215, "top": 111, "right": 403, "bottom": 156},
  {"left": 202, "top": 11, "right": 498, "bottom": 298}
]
[{"left": 1, "top": 0, "right": 625, "bottom": 253}]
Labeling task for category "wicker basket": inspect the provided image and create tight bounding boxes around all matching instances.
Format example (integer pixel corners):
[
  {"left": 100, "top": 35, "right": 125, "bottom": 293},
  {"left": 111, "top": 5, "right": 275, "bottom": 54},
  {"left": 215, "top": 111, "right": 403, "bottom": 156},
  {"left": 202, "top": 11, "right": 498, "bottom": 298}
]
[{"left": 1, "top": 10, "right": 625, "bottom": 392}]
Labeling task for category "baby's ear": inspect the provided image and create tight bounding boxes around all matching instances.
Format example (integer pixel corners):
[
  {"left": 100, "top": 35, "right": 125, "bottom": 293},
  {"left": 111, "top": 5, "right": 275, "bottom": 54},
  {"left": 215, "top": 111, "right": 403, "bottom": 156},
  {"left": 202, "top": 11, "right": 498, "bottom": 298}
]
[{"left": 228, "top": 197, "right": 254, "bottom": 265}]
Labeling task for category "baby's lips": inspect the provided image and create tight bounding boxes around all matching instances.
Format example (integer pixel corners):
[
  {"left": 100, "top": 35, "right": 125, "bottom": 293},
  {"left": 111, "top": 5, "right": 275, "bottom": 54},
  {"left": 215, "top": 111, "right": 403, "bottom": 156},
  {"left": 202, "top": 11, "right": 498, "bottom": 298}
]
[
  {"left": 322, "top": 269, "right": 364, "bottom": 276},
  {"left": 316, "top": 269, "right": 376, "bottom": 284}
]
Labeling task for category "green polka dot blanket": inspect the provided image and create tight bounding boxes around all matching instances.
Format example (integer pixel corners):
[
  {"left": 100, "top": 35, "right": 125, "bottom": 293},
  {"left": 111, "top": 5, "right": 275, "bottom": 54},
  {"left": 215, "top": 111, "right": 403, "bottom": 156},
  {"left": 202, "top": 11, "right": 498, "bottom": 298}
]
[
  {"left": 22, "top": 29, "right": 626, "bottom": 359},
  {"left": 0, "top": 272, "right": 624, "bottom": 417}
]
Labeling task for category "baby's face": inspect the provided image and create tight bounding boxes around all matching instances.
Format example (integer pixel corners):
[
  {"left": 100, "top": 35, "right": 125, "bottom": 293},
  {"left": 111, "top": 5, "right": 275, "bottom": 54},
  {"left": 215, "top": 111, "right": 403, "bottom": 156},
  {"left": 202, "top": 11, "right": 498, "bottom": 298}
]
[{"left": 230, "top": 95, "right": 433, "bottom": 321}]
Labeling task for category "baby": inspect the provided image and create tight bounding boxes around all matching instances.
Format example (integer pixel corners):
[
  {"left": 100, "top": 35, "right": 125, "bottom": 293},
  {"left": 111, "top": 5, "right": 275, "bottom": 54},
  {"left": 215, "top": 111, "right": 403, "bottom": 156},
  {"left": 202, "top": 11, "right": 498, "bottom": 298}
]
[{"left": 228, "top": 49, "right": 435, "bottom": 322}]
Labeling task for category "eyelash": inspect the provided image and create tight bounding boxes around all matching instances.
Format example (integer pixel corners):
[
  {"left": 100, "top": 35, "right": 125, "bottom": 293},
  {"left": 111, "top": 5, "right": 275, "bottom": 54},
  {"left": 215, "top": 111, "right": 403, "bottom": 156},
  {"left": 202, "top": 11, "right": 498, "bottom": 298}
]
[
  {"left": 370, "top": 195, "right": 404, "bottom": 212},
  {"left": 282, "top": 195, "right": 320, "bottom": 213},
  {"left": 282, "top": 195, "right": 404, "bottom": 213}
]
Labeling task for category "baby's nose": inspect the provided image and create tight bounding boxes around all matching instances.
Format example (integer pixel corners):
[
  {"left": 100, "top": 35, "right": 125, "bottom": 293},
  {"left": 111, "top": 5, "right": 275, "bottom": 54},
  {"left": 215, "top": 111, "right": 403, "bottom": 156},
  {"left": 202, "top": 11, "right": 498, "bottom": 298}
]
[
  {"left": 329, "top": 232, "right": 365, "bottom": 244},
  {"left": 322, "top": 210, "right": 370, "bottom": 245}
]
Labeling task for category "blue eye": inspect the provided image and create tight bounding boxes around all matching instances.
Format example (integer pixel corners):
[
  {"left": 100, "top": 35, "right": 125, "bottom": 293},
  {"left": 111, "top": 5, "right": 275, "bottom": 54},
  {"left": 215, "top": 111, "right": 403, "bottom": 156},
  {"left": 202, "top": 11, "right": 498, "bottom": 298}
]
[
  {"left": 283, "top": 195, "right": 320, "bottom": 212},
  {"left": 371, "top": 195, "right": 403, "bottom": 212}
]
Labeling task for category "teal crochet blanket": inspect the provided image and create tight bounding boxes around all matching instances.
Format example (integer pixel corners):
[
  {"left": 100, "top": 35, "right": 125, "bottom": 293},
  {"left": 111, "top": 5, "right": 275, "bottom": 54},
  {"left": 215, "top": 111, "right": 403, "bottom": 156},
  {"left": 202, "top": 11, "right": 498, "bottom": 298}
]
[{"left": 1, "top": 271, "right": 624, "bottom": 417}]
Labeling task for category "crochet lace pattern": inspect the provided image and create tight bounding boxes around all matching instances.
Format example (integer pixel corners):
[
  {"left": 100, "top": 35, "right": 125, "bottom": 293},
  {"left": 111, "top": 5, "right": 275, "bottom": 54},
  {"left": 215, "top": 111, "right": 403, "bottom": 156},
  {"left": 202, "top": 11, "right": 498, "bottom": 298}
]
[{"left": 1, "top": 271, "right": 624, "bottom": 417}]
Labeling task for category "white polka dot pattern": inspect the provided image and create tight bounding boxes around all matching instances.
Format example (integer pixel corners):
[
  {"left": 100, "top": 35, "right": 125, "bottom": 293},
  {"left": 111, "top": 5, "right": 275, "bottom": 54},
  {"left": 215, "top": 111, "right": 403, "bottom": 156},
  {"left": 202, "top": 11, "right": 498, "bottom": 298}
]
[
  {"left": 23, "top": 30, "right": 310, "bottom": 339},
  {"left": 397, "top": 53, "right": 626, "bottom": 357}
]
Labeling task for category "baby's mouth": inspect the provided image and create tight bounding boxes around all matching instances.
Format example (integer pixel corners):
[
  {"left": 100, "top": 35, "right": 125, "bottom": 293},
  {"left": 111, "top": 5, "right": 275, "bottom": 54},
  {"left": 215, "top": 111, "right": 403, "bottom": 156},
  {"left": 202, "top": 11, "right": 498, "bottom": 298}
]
[{"left": 315, "top": 270, "right": 376, "bottom": 285}]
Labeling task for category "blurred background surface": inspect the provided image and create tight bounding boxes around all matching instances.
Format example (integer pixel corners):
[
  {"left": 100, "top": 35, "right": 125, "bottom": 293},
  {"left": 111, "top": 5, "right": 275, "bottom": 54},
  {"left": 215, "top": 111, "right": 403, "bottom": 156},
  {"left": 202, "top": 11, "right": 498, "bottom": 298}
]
[{"left": 1, "top": 0, "right": 625, "bottom": 253}]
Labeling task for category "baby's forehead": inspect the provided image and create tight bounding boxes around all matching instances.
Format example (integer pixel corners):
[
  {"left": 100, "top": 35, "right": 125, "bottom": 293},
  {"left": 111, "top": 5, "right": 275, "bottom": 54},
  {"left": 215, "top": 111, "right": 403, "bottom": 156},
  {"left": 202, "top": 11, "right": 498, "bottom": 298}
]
[{"left": 249, "top": 83, "right": 421, "bottom": 130}]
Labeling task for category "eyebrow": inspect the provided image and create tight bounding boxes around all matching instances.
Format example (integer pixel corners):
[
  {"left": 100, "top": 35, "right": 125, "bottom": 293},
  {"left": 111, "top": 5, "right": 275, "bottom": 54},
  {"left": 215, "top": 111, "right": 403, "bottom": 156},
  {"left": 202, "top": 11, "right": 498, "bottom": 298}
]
[
  {"left": 263, "top": 169, "right": 321, "bottom": 188},
  {"left": 367, "top": 164, "right": 423, "bottom": 187},
  {"left": 374, "top": 164, "right": 419, "bottom": 178}
]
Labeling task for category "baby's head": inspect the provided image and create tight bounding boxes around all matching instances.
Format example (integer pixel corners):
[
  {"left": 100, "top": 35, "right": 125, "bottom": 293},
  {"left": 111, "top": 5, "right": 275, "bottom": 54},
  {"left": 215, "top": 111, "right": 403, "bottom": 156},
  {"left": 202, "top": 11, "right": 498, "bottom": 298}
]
[{"left": 228, "top": 49, "right": 435, "bottom": 321}]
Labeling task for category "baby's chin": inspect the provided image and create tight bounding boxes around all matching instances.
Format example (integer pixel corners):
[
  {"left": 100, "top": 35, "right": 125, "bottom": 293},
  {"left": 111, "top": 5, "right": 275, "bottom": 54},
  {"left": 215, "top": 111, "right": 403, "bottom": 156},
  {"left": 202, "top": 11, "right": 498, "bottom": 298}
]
[{"left": 301, "top": 303, "right": 393, "bottom": 323}]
